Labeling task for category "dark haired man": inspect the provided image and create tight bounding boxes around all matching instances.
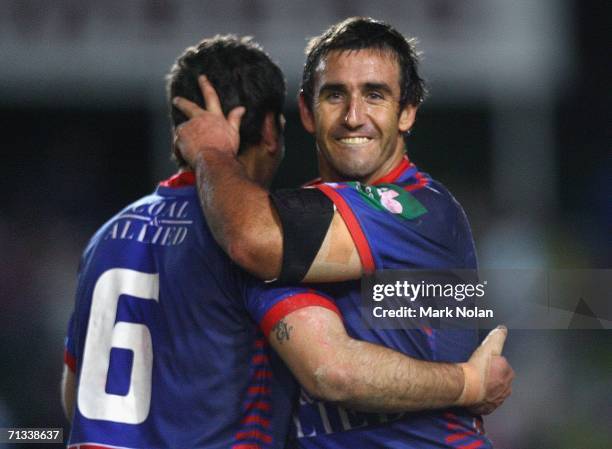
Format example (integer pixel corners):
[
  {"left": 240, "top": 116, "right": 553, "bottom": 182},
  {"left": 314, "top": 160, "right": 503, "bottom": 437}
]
[
  {"left": 62, "top": 35, "right": 293, "bottom": 449},
  {"left": 176, "top": 18, "right": 513, "bottom": 448},
  {"left": 63, "top": 33, "right": 511, "bottom": 449}
]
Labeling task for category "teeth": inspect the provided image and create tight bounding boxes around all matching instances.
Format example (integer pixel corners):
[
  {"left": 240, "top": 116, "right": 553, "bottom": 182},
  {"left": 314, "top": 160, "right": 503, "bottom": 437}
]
[{"left": 339, "top": 137, "right": 371, "bottom": 145}]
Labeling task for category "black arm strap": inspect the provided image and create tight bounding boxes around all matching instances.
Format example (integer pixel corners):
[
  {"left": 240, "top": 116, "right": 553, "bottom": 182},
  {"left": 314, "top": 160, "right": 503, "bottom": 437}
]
[{"left": 270, "top": 188, "right": 334, "bottom": 283}]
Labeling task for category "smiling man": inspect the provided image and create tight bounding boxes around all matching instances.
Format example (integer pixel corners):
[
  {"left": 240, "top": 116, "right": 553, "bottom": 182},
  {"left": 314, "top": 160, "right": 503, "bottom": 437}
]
[
  {"left": 175, "top": 18, "right": 512, "bottom": 448},
  {"left": 303, "top": 48, "right": 417, "bottom": 183}
]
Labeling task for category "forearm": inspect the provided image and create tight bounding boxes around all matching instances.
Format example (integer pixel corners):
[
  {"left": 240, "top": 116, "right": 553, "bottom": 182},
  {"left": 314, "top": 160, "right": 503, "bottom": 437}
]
[
  {"left": 273, "top": 307, "right": 467, "bottom": 413},
  {"left": 192, "top": 150, "right": 282, "bottom": 279},
  {"left": 324, "top": 338, "right": 464, "bottom": 413}
]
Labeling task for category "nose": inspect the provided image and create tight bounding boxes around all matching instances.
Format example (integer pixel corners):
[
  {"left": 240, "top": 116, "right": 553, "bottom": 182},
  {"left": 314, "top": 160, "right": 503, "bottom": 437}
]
[{"left": 343, "top": 96, "right": 366, "bottom": 128}]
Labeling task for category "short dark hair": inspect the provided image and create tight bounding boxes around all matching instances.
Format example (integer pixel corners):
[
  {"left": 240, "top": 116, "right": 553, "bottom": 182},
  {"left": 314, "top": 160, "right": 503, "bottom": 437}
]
[
  {"left": 167, "top": 35, "right": 286, "bottom": 166},
  {"left": 301, "top": 17, "right": 427, "bottom": 111}
]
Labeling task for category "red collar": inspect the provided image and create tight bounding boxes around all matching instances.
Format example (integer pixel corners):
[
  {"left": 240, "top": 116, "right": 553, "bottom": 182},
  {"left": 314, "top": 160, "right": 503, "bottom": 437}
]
[
  {"left": 371, "top": 155, "right": 411, "bottom": 184},
  {"left": 303, "top": 155, "right": 412, "bottom": 187},
  {"left": 159, "top": 171, "right": 196, "bottom": 188}
]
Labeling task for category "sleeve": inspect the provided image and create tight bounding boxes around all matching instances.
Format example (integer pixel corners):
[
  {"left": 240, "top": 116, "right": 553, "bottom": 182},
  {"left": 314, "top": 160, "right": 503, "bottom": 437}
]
[
  {"left": 315, "top": 181, "right": 475, "bottom": 270},
  {"left": 242, "top": 278, "right": 341, "bottom": 338},
  {"left": 64, "top": 312, "right": 77, "bottom": 373}
]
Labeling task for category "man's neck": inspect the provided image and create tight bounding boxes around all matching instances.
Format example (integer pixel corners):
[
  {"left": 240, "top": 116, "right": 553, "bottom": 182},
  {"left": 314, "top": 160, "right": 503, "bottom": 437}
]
[{"left": 237, "top": 147, "right": 273, "bottom": 189}]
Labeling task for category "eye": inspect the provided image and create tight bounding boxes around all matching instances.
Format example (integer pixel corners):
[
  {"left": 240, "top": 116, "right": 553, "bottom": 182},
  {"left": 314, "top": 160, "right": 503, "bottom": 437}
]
[
  {"left": 366, "top": 91, "right": 384, "bottom": 101},
  {"left": 323, "top": 91, "right": 344, "bottom": 103}
]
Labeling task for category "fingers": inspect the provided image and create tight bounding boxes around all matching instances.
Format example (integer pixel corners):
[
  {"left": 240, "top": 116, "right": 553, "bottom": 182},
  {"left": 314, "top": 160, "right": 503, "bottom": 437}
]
[
  {"left": 199, "top": 75, "right": 223, "bottom": 114},
  {"left": 227, "top": 106, "right": 246, "bottom": 133},
  {"left": 173, "top": 97, "right": 205, "bottom": 119},
  {"left": 467, "top": 380, "right": 513, "bottom": 415},
  {"left": 171, "top": 76, "right": 223, "bottom": 117},
  {"left": 469, "top": 355, "right": 514, "bottom": 414},
  {"left": 480, "top": 325, "right": 507, "bottom": 356},
  {"left": 173, "top": 76, "right": 246, "bottom": 124},
  {"left": 489, "top": 356, "right": 514, "bottom": 388}
]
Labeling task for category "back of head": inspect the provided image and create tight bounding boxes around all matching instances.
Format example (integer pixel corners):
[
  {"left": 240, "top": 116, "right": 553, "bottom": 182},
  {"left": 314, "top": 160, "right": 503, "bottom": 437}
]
[
  {"left": 301, "top": 17, "right": 427, "bottom": 111},
  {"left": 167, "top": 35, "right": 286, "bottom": 167}
]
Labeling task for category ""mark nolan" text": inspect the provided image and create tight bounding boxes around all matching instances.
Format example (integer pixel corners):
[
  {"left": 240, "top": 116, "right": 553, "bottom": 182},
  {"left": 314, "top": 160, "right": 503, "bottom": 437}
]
[{"left": 421, "top": 306, "right": 493, "bottom": 318}]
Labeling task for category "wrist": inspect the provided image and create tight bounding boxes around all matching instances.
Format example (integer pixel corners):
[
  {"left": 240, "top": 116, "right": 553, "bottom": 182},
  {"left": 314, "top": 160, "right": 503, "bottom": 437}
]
[{"left": 456, "top": 362, "right": 482, "bottom": 406}]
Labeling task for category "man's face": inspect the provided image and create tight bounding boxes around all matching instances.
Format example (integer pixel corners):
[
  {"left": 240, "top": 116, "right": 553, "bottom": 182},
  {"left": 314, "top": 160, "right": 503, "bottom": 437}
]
[{"left": 300, "top": 49, "right": 416, "bottom": 183}]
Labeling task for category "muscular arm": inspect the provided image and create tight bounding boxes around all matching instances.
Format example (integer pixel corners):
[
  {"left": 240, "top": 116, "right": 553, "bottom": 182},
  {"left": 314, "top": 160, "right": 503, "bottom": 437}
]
[
  {"left": 268, "top": 306, "right": 513, "bottom": 413},
  {"left": 191, "top": 150, "right": 285, "bottom": 280}
]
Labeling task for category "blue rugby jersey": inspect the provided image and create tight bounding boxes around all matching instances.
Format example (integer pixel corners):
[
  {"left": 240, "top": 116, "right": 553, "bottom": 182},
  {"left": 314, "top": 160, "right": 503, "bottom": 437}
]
[
  {"left": 63, "top": 172, "right": 339, "bottom": 449},
  {"left": 260, "top": 156, "right": 492, "bottom": 449}
]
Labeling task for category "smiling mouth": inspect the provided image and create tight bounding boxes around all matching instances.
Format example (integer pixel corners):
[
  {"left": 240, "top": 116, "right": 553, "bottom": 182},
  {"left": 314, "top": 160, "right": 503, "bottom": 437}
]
[{"left": 337, "top": 136, "right": 372, "bottom": 145}]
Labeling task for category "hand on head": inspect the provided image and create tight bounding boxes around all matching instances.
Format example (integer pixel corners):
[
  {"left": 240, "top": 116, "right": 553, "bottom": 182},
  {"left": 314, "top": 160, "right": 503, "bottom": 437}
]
[{"left": 173, "top": 75, "right": 246, "bottom": 167}]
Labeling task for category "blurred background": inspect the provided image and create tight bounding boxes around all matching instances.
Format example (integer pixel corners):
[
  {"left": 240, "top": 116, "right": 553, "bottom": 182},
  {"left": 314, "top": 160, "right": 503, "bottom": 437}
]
[{"left": 0, "top": 0, "right": 610, "bottom": 447}]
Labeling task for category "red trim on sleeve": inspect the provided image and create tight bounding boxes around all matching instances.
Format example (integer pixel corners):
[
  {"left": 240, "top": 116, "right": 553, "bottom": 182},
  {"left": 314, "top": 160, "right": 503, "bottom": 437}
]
[
  {"left": 64, "top": 349, "right": 77, "bottom": 372},
  {"left": 316, "top": 184, "right": 376, "bottom": 273},
  {"left": 159, "top": 171, "right": 195, "bottom": 187},
  {"left": 260, "top": 292, "right": 341, "bottom": 337}
]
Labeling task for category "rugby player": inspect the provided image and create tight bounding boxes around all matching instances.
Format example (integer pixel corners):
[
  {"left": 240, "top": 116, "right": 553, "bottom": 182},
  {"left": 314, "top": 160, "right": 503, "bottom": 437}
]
[
  {"left": 62, "top": 36, "right": 296, "bottom": 449},
  {"left": 175, "top": 18, "right": 513, "bottom": 448}
]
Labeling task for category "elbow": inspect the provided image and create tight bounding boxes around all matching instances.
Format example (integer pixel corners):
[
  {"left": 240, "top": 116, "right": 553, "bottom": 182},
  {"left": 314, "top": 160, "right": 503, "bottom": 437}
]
[{"left": 225, "top": 228, "right": 281, "bottom": 280}]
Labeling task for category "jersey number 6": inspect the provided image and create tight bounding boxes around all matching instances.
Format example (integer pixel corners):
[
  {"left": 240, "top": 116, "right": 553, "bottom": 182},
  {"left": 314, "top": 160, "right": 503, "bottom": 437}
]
[{"left": 78, "top": 268, "right": 159, "bottom": 424}]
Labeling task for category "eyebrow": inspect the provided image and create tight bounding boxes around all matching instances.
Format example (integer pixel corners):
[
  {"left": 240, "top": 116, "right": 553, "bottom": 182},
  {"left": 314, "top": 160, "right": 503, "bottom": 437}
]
[
  {"left": 318, "top": 82, "right": 394, "bottom": 96},
  {"left": 363, "top": 82, "right": 394, "bottom": 96},
  {"left": 318, "top": 83, "right": 347, "bottom": 95}
]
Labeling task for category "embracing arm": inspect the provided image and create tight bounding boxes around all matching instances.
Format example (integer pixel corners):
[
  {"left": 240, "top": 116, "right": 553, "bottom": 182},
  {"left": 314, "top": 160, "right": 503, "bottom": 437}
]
[
  {"left": 191, "top": 150, "right": 284, "bottom": 280},
  {"left": 268, "top": 306, "right": 513, "bottom": 414}
]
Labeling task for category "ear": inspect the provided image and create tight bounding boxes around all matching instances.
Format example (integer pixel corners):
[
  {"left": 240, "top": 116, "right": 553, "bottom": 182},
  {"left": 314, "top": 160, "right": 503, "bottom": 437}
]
[
  {"left": 261, "top": 112, "right": 282, "bottom": 155},
  {"left": 398, "top": 104, "right": 417, "bottom": 133},
  {"left": 298, "top": 92, "right": 316, "bottom": 134}
]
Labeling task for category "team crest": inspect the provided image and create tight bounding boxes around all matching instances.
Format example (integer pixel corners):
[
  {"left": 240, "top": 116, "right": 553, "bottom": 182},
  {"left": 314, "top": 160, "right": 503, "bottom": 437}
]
[{"left": 350, "top": 182, "right": 427, "bottom": 220}]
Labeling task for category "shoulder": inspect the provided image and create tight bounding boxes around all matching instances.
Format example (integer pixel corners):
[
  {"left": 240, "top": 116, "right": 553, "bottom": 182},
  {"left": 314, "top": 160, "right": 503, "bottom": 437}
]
[{"left": 410, "top": 177, "right": 467, "bottom": 224}]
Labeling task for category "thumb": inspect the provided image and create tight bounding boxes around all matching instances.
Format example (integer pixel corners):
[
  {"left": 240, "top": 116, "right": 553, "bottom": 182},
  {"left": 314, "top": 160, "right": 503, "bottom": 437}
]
[
  {"left": 479, "top": 325, "right": 507, "bottom": 356},
  {"left": 458, "top": 326, "right": 508, "bottom": 406},
  {"left": 228, "top": 106, "right": 246, "bottom": 133}
]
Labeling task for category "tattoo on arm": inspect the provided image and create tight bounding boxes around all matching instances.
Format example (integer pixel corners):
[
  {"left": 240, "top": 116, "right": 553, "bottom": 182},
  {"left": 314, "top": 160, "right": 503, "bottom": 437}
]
[{"left": 272, "top": 319, "right": 294, "bottom": 344}]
